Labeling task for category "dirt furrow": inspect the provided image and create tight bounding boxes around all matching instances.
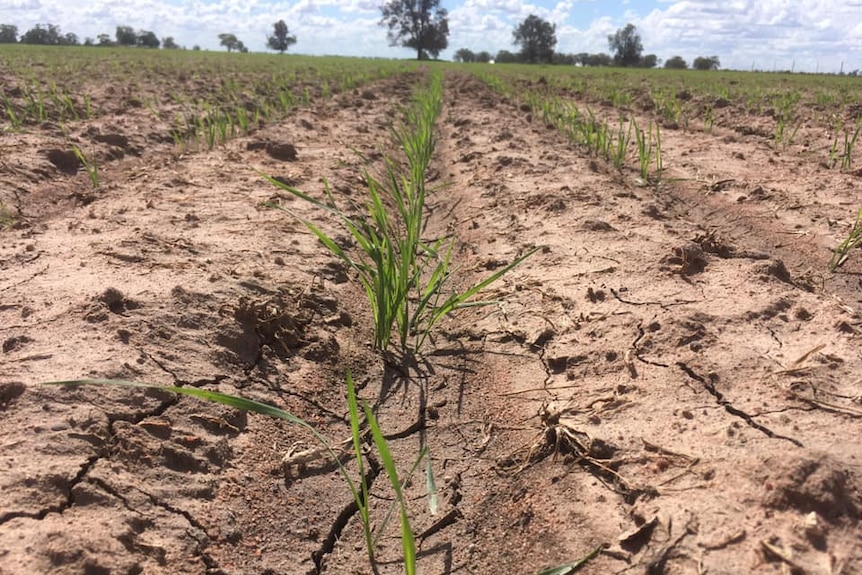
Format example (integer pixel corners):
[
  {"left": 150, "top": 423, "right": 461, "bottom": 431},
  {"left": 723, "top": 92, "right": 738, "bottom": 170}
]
[
  {"left": 505, "top": 75, "right": 862, "bottom": 303},
  {"left": 433, "top": 70, "right": 862, "bottom": 574}
]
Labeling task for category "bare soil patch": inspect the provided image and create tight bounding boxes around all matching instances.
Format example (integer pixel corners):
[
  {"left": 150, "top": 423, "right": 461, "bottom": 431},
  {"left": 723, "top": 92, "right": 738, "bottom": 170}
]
[{"left": 1, "top": 68, "right": 861, "bottom": 575}]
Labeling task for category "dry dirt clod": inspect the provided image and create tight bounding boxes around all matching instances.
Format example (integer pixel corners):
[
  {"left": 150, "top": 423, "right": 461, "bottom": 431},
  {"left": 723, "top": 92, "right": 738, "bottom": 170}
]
[
  {"left": 44, "top": 148, "right": 81, "bottom": 174},
  {"left": 662, "top": 242, "right": 708, "bottom": 275},
  {"left": 265, "top": 141, "right": 299, "bottom": 161}
]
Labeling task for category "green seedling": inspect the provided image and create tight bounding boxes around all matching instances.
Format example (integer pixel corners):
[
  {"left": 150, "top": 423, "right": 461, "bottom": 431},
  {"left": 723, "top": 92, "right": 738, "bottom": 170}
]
[
  {"left": 3, "top": 94, "right": 22, "bottom": 129},
  {"left": 830, "top": 206, "right": 862, "bottom": 271},
  {"left": 266, "top": 72, "right": 535, "bottom": 353},
  {"left": 704, "top": 103, "right": 714, "bottom": 133},
  {"left": 534, "top": 544, "right": 604, "bottom": 575},
  {"left": 71, "top": 144, "right": 99, "bottom": 188},
  {"left": 828, "top": 133, "right": 841, "bottom": 168},
  {"left": 632, "top": 118, "right": 653, "bottom": 180},
  {"left": 611, "top": 118, "right": 631, "bottom": 171},
  {"left": 840, "top": 118, "right": 861, "bottom": 171},
  {"left": 0, "top": 201, "right": 14, "bottom": 228}
]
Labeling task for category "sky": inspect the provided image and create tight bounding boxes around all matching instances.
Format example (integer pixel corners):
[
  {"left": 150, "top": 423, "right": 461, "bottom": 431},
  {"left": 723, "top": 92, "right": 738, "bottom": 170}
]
[{"left": 2, "top": 0, "right": 862, "bottom": 73}]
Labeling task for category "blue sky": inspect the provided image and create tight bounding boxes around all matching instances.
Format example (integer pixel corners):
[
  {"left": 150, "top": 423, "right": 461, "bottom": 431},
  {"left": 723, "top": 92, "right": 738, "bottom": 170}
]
[{"left": 2, "top": 0, "right": 862, "bottom": 73}]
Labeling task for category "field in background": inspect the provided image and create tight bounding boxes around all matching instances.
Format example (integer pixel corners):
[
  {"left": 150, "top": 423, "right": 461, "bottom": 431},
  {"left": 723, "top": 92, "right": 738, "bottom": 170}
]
[{"left": 1, "top": 46, "right": 413, "bottom": 148}]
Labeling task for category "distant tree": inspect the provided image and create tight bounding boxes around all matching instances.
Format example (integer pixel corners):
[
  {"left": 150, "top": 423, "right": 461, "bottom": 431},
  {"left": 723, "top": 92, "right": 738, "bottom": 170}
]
[
  {"left": 218, "top": 33, "right": 240, "bottom": 52},
  {"left": 454, "top": 48, "right": 475, "bottom": 63},
  {"left": 380, "top": 0, "right": 449, "bottom": 60},
  {"left": 237, "top": 40, "right": 248, "bottom": 53},
  {"left": 267, "top": 19, "right": 297, "bottom": 53},
  {"left": 192, "top": 44, "right": 201, "bottom": 51},
  {"left": 60, "top": 32, "right": 79, "bottom": 45},
  {"left": 640, "top": 53, "right": 658, "bottom": 68},
  {"left": 21, "top": 24, "right": 63, "bottom": 45},
  {"left": 665, "top": 55, "right": 687, "bottom": 69},
  {"left": 97, "top": 33, "right": 113, "bottom": 46},
  {"left": 115, "top": 25, "right": 136, "bottom": 46},
  {"left": 608, "top": 23, "right": 643, "bottom": 67},
  {"left": 162, "top": 36, "right": 179, "bottom": 49},
  {"left": 0, "top": 24, "right": 18, "bottom": 43},
  {"left": 476, "top": 50, "right": 491, "bottom": 63},
  {"left": 137, "top": 30, "right": 160, "bottom": 48},
  {"left": 83, "top": 37, "right": 94, "bottom": 46},
  {"left": 19, "top": 25, "right": 44, "bottom": 44},
  {"left": 583, "top": 52, "right": 612, "bottom": 67},
  {"left": 513, "top": 14, "right": 556, "bottom": 64},
  {"left": 494, "top": 49, "right": 519, "bottom": 64},
  {"left": 693, "top": 55, "right": 720, "bottom": 70},
  {"left": 553, "top": 52, "right": 576, "bottom": 65}
]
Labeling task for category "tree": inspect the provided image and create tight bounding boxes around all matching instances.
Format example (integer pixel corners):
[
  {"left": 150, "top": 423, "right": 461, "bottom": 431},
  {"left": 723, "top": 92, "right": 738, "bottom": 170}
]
[
  {"left": 162, "top": 36, "right": 179, "bottom": 49},
  {"left": 512, "top": 14, "right": 556, "bottom": 64},
  {"left": 693, "top": 55, "right": 720, "bottom": 70},
  {"left": 476, "top": 50, "right": 491, "bottom": 63},
  {"left": 237, "top": 41, "right": 248, "bottom": 53},
  {"left": 380, "top": 0, "right": 449, "bottom": 60},
  {"left": 61, "top": 32, "right": 79, "bottom": 46},
  {"left": 116, "top": 25, "right": 136, "bottom": 46},
  {"left": 665, "top": 55, "right": 687, "bottom": 69},
  {"left": 453, "top": 48, "right": 475, "bottom": 63},
  {"left": 218, "top": 33, "right": 239, "bottom": 52},
  {"left": 552, "top": 52, "right": 576, "bottom": 65},
  {"left": 97, "top": 33, "right": 113, "bottom": 46},
  {"left": 608, "top": 23, "right": 643, "bottom": 67},
  {"left": 137, "top": 30, "right": 160, "bottom": 48},
  {"left": 582, "top": 52, "right": 612, "bottom": 67},
  {"left": 267, "top": 20, "right": 297, "bottom": 53},
  {"left": 640, "top": 54, "right": 658, "bottom": 68},
  {"left": 0, "top": 24, "right": 18, "bottom": 44},
  {"left": 494, "top": 49, "right": 518, "bottom": 64},
  {"left": 20, "top": 24, "right": 63, "bottom": 45}
]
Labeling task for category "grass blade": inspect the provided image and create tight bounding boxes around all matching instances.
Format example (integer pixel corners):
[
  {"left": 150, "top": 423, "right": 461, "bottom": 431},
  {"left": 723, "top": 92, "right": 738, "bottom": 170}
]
[
  {"left": 362, "top": 398, "right": 417, "bottom": 575},
  {"left": 533, "top": 545, "right": 604, "bottom": 575}
]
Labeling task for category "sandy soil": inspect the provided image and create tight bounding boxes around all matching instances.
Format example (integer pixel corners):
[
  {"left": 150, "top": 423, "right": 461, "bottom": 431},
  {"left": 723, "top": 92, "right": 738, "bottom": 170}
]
[{"left": 1, "top": 68, "right": 861, "bottom": 575}]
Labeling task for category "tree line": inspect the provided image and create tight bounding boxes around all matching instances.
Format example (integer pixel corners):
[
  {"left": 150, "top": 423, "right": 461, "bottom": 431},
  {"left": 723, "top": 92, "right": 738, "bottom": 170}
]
[
  {"left": 0, "top": 20, "right": 298, "bottom": 54},
  {"left": 450, "top": 17, "right": 718, "bottom": 69},
  {"left": 378, "top": 0, "right": 722, "bottom": 69},
  {"left": 2, "top": 5, "right": 717, "bottom": 69},
  {"left": 0, "top": 23, "right": 179, "bottom": 49}
]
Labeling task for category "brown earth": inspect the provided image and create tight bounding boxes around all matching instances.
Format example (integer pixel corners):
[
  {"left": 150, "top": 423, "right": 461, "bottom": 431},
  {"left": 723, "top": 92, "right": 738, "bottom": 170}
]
[{"left": 1, "top": 68, "right": 861, "bottom": 575}]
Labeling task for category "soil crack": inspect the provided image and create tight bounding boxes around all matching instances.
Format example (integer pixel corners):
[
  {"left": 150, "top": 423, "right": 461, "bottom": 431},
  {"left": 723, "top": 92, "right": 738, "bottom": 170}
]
[
  {"left": 137, "top": 485, "right": 223, "bottom": 573},
  {"left": 0, "top": 454, "right": 99, "bottom": 526},
  {"left": 310, "top": 454, "right": 381, "bottom": 574},
  {"left": 631, "top": 322, "right": 671, "bottom": 369},
  {"left": 611, "top": 288, "right": 701, "bottom": 310},
  {"left": 676, "top": 362, "right": 803, "bottom": 447}
]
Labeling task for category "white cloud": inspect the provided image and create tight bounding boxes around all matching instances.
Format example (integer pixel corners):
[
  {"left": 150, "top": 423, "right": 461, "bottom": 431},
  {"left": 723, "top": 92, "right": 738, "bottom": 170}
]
[
  {"left": 0, "top": 0, "right": 860, "bottom": 70},
  {"left": 627, "top": 0, "right": 862, "bottom": 71}
]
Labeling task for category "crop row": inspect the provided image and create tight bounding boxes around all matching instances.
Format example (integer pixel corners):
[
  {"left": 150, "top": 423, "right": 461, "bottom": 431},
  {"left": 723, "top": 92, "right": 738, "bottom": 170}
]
[
  {"left": 476, "top": 68, "right": 664, "bottom": 182},
  {"left": 464, "top": 63, "right": 862, "bottom": 168},
  {"left": 0, "top": 45, "right": 414, "bottom": 148},
  {"left": 469, "top": 63, "right": 862, "bottom": 268}
]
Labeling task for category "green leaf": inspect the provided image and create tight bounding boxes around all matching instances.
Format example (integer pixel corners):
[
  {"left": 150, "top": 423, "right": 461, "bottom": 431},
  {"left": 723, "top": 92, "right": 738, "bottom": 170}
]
[
  {"left": 426, "top": 450, "right": 438, "bottom": 515},
  {"left": 363, "top": 400, "right": 417, "bottom": 575},
  {"left": 533, "top": 545, "right": 604, "bottom": 575}
]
